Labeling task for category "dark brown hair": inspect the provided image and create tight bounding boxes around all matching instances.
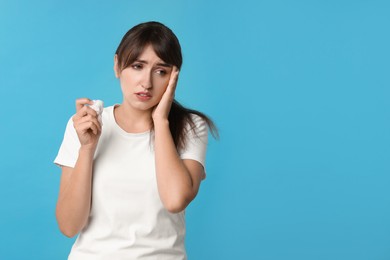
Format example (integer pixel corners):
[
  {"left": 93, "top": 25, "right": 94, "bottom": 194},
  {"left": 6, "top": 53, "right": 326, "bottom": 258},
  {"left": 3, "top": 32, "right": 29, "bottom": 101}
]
[{"left": 115, "top": 21, "right": 218, "bottom": 150}]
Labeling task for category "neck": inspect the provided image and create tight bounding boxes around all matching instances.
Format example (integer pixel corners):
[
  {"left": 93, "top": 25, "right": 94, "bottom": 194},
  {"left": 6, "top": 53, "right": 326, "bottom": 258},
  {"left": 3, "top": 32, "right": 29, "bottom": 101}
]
[{"left": 114, "top": 103, "right": 153, "bottom": 133}]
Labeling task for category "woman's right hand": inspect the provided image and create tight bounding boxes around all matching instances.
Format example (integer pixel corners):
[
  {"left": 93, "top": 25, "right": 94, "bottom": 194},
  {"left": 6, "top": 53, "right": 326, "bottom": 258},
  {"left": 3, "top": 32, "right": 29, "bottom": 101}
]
[{"left": 72, "top": 98, "right": 102, "bottom": 150}]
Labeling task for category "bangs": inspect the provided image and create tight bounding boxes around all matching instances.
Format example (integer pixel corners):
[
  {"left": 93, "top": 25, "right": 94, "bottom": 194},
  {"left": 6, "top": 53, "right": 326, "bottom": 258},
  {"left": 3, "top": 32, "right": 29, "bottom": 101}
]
[
  {"left": 115, "top": 22, "right": 182, "bottom": 71},
  {"left": 151, "top": 39, "right": 175, "bottom": 66},
  {"left": 116, "top": 38, "right": 147, "bottom": 70}
]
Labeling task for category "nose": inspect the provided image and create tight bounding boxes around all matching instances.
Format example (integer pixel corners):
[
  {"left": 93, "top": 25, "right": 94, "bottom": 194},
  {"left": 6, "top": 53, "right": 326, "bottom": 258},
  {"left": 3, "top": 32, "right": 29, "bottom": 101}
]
[{"left": 141, "top": 70, "right": 153, "bottom": 90}]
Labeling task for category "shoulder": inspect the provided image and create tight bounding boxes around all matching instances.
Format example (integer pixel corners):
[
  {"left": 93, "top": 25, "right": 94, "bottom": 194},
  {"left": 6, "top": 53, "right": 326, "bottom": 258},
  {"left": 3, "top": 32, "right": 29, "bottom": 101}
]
[
  {"left": 179, "top": 113, "right": 209, "bottom": 167},
  {"left": 100, "top": 105, "right": 116, "bottom": 124},
  {"left": 189, "top": 113, "right": 205, "bottom": 124},
  {"left": 182, "top": 113, "right": 208, "bottom": 144},
  {"left": 186, "top": 113, "right": 208, "bottom": 134},
  {"left": 102, "top": 105, "right": 115, "bottom": 117}
]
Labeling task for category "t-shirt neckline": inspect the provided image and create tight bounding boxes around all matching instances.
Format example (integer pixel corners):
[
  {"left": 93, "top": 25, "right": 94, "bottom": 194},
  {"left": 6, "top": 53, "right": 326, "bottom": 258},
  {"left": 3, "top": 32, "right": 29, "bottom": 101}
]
[{"left": 109, "top": 104, "right": 151, "bottom": 138}]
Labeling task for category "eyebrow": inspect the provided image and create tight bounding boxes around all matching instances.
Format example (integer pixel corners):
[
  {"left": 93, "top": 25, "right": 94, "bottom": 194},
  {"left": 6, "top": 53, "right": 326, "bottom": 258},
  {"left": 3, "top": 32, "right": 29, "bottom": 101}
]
[{"left": 135, "top": 59, "right": 172, "bottom": 68}]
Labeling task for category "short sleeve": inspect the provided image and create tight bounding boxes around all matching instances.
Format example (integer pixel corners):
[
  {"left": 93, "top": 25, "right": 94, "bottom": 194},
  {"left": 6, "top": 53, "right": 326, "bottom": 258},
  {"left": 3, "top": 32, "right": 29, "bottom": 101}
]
[
  {"left": 53, "top": 116, "right": 80, "bottom": 168},
  {"left": 179, "top": 114, "right": 208, "bottom": 175}
]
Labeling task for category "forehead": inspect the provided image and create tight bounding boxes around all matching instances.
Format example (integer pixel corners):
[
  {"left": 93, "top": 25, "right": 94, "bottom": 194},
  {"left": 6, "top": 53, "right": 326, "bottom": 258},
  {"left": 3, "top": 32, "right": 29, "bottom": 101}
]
[{"left": 136, "top": 45, "right": 164, "bottom": 63}]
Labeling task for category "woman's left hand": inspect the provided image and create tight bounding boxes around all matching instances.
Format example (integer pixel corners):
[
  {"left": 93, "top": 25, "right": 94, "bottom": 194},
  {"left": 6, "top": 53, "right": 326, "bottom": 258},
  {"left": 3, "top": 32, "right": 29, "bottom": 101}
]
[{"left": 152, "top": 66, "right": 179, "bottom": 122}]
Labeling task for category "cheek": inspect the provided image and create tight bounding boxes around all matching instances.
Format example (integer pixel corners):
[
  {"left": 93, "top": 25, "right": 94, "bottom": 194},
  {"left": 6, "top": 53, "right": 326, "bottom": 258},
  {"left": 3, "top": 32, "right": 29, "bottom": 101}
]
[
  {"left": 163, "top": 76, "right": 170, "bottom": 86},
  {"left": 155, "top": 87, "right": 166, "bottom": 101},
  {"left": 153, "top": 77, "right": 169, "bottom": 92},
  {"left": 119, "top": 74, "right": 136, "bottom": 89}
]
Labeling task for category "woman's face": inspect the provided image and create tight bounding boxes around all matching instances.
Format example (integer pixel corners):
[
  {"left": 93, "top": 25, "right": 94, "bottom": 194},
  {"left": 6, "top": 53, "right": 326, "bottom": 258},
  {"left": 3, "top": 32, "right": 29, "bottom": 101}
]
[{"left": 114, "top": 45, "right": 173, "bottom": 113}]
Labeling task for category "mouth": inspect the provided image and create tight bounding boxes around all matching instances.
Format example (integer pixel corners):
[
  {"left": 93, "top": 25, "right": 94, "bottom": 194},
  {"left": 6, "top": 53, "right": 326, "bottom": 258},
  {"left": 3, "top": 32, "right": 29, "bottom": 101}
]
[{"left": 135, "top": 91, "right": 152, "bottom": 101}]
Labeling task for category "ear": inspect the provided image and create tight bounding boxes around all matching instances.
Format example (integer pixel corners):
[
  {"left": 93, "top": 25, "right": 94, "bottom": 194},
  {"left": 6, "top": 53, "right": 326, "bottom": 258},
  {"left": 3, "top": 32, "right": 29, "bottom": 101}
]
[{"left": 114, "top": 54, "right": 120, "bottom": 78}]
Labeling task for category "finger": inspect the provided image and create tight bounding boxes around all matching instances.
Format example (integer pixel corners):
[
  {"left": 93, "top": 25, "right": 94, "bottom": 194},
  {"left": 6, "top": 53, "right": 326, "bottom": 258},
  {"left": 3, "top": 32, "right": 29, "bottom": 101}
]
[
  {"left": 75, "top": 114, "right": 101, "bottom": 131},
  {"left": 164, "top": 69, "right": 179, "bottom": 99},
  {"left": 74, "top": 105, "right": 98, "bottom": 120},
  {"left": 76, "top": 113, "right": 99, "bottom": 126},
  {"left": 75, "top": 120, "right": 100, "bottom": 135},
  {"left": 75, "top": 98, "right": 94, "bottom": 112},
  {"left": 73, "top": 112, "right": 102, "bottom": 131},
  {"left": 82, "top": 121, "right": 99, "bottom": 135},
  {"left": 168, "top": 66, "right": 179, "bottom": 88}
]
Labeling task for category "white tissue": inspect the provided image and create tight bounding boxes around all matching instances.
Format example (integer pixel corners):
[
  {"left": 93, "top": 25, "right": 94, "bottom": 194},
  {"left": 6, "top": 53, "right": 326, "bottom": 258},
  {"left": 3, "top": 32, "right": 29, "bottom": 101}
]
[{"left": 90, "top": 100, "right": 104, "bottom": 125}]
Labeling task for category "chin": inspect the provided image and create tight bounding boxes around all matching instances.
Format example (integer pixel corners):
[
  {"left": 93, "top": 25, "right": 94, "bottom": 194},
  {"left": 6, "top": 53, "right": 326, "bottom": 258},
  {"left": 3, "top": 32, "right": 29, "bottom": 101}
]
[
  {"left": 125, "top": 96, "right": 159, "bottom": 112},
  {"left": 130, "top": 102, "right": 156, "bottom": 112}
]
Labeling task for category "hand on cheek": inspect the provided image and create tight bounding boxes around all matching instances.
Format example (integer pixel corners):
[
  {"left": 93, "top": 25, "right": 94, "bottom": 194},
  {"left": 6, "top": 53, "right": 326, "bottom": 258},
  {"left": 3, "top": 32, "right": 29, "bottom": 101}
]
[{"left": 152, "top": 66, "right": 179, "bottom": 122}]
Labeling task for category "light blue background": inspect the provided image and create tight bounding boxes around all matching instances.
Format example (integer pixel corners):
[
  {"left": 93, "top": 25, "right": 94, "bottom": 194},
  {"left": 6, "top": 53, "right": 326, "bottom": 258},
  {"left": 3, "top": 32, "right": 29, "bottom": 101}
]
[{"left": 0, "top": 0, "right": 389, "bottom": 259}]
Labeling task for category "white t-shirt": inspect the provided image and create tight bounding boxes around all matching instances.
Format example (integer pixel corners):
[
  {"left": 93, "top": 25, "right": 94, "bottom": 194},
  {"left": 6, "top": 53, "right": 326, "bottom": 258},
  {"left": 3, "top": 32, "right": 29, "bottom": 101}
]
[{"left": 54, "top": 105, "right": 208, "bottom": 260}]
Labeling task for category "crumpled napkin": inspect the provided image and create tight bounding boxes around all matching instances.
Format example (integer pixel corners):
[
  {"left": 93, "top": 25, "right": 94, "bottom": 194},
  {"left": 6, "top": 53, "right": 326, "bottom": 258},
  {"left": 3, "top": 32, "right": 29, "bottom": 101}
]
[{"left": 89, "top": 100, "right": 104, "bottom": 125}]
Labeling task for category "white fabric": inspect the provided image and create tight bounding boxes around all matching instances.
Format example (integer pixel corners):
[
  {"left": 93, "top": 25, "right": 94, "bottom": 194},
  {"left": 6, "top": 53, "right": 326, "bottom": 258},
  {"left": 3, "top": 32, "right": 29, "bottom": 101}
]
[
  {"left": 54, "top": 105, "right": 208, "bottom": 260},
  {"left": 89, "top": 100, "right": 104, "bottom": 125}
]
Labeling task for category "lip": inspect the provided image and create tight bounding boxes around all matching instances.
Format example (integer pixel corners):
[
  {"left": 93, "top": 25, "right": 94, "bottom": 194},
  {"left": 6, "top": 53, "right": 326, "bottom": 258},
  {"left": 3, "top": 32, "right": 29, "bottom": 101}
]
[{"left": 135, "top": 91, "right": 152, "bottom": 101}]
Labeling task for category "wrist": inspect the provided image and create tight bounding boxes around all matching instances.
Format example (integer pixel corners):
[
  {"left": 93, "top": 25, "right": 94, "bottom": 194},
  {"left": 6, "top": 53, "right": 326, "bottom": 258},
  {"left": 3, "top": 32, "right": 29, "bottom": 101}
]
[
  {"left": 153, "top": 118, "right": 169, "bottom": 127},
  {"left": 153, "top": 118, "right": 169, "bottom": 131},
  {"left": 79, "top": 145, "right": 97, "bottom": 155}
]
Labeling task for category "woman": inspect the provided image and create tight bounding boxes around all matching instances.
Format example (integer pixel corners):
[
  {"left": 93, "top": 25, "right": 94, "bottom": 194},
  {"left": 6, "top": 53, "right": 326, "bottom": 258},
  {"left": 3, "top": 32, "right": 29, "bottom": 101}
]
[{"left": 54, "top": 21, "right": 217, "bottom": 259}]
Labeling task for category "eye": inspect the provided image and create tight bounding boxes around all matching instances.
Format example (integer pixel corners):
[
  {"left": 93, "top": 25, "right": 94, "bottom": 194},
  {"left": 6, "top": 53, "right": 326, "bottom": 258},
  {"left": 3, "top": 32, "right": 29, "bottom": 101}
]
[
  {"left": 131, "top": 63, "right": 143, "bottom": 70},
  {"left": 156, "top": 69, "right": 167, "bottom": 76}
]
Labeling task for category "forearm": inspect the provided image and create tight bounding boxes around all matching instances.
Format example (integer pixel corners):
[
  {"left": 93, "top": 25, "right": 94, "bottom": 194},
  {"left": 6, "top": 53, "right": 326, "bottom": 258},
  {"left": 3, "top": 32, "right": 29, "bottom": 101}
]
[
  {"left": 154, "top": 119, "right": 194, "bottom": 213},
  {"left": 56, "top": 148, "right": 94, "bottom": 237}
]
